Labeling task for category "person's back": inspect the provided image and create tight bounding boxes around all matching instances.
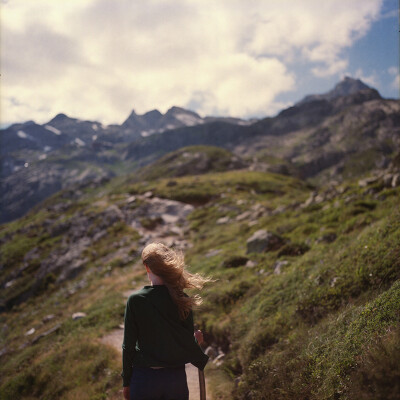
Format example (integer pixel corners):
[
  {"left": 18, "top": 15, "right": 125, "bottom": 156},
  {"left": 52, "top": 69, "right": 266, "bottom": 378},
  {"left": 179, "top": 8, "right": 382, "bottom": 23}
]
[{"left": 121, "top": 242, "right": 210, "bottom": 400}]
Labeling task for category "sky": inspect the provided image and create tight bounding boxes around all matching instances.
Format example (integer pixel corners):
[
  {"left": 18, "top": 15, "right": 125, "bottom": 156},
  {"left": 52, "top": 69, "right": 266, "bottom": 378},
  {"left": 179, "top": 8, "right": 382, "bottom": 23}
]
[{"left": 0, "top": 0, "right": 398, "bottom": 127}]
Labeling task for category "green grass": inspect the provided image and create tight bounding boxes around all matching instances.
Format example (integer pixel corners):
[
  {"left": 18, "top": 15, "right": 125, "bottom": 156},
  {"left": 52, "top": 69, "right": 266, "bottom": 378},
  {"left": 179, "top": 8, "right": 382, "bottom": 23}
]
[{"left": 0, "top": 160, "right": 399, "bottom": 400}]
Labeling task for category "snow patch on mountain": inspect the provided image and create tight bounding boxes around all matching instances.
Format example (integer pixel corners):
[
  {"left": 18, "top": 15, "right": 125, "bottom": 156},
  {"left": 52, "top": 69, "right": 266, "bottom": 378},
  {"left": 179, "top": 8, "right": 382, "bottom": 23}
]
[
  {"left": 45, "top": 125, "right": 62, "bottom": 135},
  {"left": 17, "top": 130, "right": 30, "bottom": 139},
  {"left": 173, "top": 113, "right": 203, "bottom": 126}
]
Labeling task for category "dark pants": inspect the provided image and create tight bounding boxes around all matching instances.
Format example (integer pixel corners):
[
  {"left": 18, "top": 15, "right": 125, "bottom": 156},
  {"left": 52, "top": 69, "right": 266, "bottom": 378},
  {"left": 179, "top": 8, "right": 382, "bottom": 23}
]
[{"left": 129, "top": 366, "right": 189, "bottom": 400}]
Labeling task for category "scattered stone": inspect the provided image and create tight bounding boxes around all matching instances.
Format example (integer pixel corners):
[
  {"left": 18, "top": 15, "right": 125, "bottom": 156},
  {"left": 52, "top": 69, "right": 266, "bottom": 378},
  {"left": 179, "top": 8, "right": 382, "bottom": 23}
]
[
  {"left": 72, "top": 312, "right": 87, "bottom": 320},
  {"left": 126, "top": 195, "right": 136, "bottom": 204},
  {"left": 392, "top": 174, "right": 400, "bottom": 188},
  {"left": 217, "top": 216, "right": 230, "bottom": 225},
  {"left": 235, "top": 211, "right": 252, "bottom": 221},
  {"left": 301, "top": 191, "right": 317, "bottom": 208},
  {"left": 143, "top": 191, "right": 153, "bottom": 198},
  {"left": 5, "top": 279, "right": 15, "bottom": 289},
  {"left": 213, "top": 353, "right": 226, "bottom": 367},
  {"left": 330, "top": 277, "right": 339, "bottom": 287},
  {"left": 273, "top": 260, "right": 288, "bottom": 275},
  {"left": 358, "top": 177, "right": 379, "bottom": 187},
  {"left": 245, "top": 260, "right": 257, "bottom": 268},
  {"left": 42, "top": 314, "right": 55, "bottom": 323},
  {"left": 25, "top": 328, "right": 35, "bottom": 336},
  {"left": 205, "top": 249, "right": 221, "bottom": 258},
  {"left": 205, "top": 346, "right": 218, "bottom": 360},
  {"left": 246, "top": 230, "right": 285, "bottom": 254},
  {"left": 93, "top": 229, "right": 107, "bottom": 242},
  {"left": 31, "top": 324, "right": 62, "bottom": 344},
  {"left": 383, "top": 174, "right": 393, "bottom": 187}
]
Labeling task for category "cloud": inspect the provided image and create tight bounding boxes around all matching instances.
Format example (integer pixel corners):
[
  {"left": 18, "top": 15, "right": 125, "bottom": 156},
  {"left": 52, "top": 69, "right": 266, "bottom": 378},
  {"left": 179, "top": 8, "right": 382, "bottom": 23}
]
[
  {"left": 353, "top": 68, "right": 379, "bottom": 87},
  {"left": 388, "top": 66, "right": 399, "bottom": 91},
  {"left": 0, "top": 0, "right": 383, "bottom": 124}
]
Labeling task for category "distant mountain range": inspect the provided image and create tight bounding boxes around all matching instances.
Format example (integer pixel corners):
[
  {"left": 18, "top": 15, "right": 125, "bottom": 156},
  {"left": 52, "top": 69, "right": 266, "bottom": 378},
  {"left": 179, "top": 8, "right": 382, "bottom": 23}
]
[{"left": 1, "top": 77, "right": 399, "bottom": 223}]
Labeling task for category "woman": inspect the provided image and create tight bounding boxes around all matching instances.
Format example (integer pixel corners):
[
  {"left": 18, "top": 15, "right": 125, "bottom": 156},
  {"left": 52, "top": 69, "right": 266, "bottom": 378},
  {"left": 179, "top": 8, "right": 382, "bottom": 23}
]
[{"left": 122, "top": 242, "right": 211, "bottom": 400}]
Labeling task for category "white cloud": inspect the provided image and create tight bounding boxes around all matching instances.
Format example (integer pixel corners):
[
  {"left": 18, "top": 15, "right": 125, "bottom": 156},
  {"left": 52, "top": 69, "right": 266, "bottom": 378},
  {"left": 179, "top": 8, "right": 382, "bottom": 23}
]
[
  {"left": 353, "top": 68, "right": 379, "bottom": 87},
  {"left": 388, "top": 66, "right": 399, "bottom": 91},
  {"left": 0, "top": 0, "right": 383, "bottom": 124}
]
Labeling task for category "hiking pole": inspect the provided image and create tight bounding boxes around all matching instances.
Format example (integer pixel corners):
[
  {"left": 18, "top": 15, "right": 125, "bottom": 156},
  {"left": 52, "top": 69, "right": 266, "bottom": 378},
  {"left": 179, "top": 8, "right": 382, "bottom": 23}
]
[{"left": 198, "top": 369, "right": 206, "bottom": 400}]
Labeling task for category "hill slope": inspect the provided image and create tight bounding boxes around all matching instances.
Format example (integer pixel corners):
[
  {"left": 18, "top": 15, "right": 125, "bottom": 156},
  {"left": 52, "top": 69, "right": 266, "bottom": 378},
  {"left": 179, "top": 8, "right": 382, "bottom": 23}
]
[{"left": 0, "top": 152, "right": 399, "bottom": 399}]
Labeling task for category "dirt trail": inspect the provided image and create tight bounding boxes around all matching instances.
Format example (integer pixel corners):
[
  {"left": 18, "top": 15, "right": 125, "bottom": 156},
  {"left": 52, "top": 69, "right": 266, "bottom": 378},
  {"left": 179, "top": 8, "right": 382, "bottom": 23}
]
[{"left": 101, "top": 288, "right": 211, "bottom": 399}]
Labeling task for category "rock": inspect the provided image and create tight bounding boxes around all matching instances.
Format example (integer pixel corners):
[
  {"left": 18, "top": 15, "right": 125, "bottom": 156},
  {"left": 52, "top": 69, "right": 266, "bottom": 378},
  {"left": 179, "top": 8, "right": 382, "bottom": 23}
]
[
  {"left": 246, "top": 230, "right": 285, "bottom": 254},
  {"left": 5, "top": 279, "right": 15, "bottom": 288},
  {"left": 213, "top": 353, "right": 226, "bottom": 367},
  {"left": 301, "top": 191, "right": 317, "bottom": 208},
  {"left": 205, "top": 249, "right": 221, "bottom": 258},
  {"left": 245, "top": 260, "right": 257, "bottom": 268},
  {"left": 42, "top": 314, "right": 55, "bottom": 323},
  {"left": 383, "top": 173, "right": 393, "bottom": 187},
  {"left": 217, "top": 216, "right": 230, "bottom": 225},
  {"left": 273, "top": 260, "right": 288, "bottom": 275},
  {"left": 31, "top": 324, "right": 61, "bottom": 344},
  {"left": 126, "top": 195, "right": 136, "bottom": 204},
  {"left": 205, "top": 346, "right": 218, "bottom": 360},
  {"left": 271, "top": 205, "right": 286, "bottom": 215},
  {"left": 235, "top": 211, "right": 252, "bottom": 222},
  {"left": 72, "top": 312, "right": 87, "bottom": 320},
  {"left": 143, "top": 191, "right": 153, "bottom": 198},
  {"left": 392, "top": 174, "right": 400, "bottom": 188},
  {"left": 93, "top": 229, "right": 107, "bottom": 242},
  {"left": 358, "top": 177, "right": 379, "bottom": 187},
  {"left": 330, "top": 277, "right": 339, "bottom": 287},
  {"left": 25, "top": 328, "right": 35, "bottom": 336}
]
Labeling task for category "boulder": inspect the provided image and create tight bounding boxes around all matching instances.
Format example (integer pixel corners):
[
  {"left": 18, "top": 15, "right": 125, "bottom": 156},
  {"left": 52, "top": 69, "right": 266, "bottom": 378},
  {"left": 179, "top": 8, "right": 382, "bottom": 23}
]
[{"left": 246, "top": 230, "right": 285, "bottom": 254}]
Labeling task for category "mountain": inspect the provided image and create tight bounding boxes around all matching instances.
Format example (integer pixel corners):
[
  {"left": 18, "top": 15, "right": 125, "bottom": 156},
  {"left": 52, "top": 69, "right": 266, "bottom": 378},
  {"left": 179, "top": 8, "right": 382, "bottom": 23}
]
[
  {"left": 297, "top": 76, "right": 380, "bottom": 105},
  {"left": 123, "top": 78, "right": 399, "bottom": 182},
  {"left": 120, "top": 106, "right": 252, "bottom": 138},
  {"left": 0, "top": 146, "right": 399, "bottom": 399},
  {"left": 1, "top": 77, "right": 399, "bottom": 224}
]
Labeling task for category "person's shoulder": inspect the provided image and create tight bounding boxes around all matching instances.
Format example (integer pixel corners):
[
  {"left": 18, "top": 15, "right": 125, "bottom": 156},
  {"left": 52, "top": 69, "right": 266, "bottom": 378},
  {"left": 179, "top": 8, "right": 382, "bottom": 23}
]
[{"left": 127, "top": 286, "right": 153, "bottom": 305}]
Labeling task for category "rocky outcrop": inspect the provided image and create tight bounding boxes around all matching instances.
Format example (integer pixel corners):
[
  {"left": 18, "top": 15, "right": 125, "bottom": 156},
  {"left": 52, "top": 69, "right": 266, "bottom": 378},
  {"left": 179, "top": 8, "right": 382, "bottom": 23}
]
[{"left": 246, "top": 230, "right": 285, "bottom": 254}]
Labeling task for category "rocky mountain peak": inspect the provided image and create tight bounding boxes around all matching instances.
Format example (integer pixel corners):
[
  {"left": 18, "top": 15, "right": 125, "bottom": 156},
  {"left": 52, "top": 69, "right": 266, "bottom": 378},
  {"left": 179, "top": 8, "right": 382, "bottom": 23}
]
[
  {"left": 48, "top": 113, "right": 73, "bottom": 124},
  {"left": 142, "top": 109, "right": 163, "bottom": 125},
  {"left": 331, "top": 76, "right": 371, "bottom": 97},
  {"left": 297, "top": 76, "right": 381, "bottom": 105}
]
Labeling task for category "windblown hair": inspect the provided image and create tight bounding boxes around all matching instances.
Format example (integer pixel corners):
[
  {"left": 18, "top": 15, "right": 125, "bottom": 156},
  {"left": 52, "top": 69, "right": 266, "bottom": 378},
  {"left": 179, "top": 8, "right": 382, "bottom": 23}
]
[{"left": 142, "top": 242, "right": 211, "bottom": 320}]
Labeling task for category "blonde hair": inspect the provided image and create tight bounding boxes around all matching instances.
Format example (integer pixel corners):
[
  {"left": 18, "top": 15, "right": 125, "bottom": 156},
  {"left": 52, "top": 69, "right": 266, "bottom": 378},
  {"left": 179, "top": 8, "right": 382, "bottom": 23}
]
[{"left": 141, "top": 242, "right": 211, "bottom": 320}]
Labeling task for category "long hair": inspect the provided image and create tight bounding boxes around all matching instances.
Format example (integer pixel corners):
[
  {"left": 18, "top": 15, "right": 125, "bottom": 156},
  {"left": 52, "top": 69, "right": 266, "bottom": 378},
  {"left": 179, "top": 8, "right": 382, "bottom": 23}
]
[{"left": 141, "top": 242, "right": 211, "bottom": 320}]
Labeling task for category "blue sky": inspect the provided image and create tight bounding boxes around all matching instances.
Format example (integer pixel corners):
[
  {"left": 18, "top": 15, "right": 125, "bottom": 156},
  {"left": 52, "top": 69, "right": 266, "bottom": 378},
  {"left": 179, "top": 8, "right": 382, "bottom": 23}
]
[{"left": 0, "top": 0, "right": 398, "bottom": 127}]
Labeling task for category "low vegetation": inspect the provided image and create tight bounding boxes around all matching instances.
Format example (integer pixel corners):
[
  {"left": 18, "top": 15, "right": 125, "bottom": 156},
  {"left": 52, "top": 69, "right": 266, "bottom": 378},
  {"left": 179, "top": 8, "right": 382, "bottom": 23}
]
[{"left": 0, "top": 145, "right": 399, "bottom": 399}]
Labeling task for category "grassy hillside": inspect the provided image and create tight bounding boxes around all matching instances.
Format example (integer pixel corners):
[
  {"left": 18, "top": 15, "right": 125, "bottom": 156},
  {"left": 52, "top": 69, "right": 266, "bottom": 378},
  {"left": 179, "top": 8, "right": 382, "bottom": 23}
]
[{"left": 0, "top": 160, "right": 399, "bottom": 399}]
